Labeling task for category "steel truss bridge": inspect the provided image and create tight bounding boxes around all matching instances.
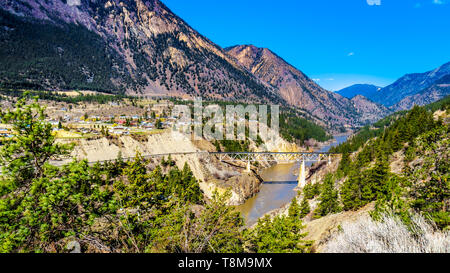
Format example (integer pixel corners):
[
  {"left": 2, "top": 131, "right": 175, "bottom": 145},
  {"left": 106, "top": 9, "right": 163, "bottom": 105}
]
[
  {"left": 211, "top": 152, "right": 338, "bottom": 164},
  {"left": 83, "top": 151, "right": 339, "bottom": 188},
  {"left": 211, "top": 152, "right": 339, "bottom": 187},
  {"left": 4, "top": 151, "right": 339, "bottom": 186}
]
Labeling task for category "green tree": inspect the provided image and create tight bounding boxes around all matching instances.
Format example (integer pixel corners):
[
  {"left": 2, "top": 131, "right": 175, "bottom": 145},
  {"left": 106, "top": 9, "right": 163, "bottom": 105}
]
[
  {"left": 362, "top": 159, "right": 390, "bottom": 202},
  {"left": 288, "top": 197, "right": 301, "bottom": 218},
  {"left": 372, "top": 175, "right": 410, "bottom": 224},
  {"left": 0, "top": 96, "right": 116, "bottom": 252},
  {"left": 179, "top": 163, "right": 203, "bottom": 204},
  {"left": 0, "top": 95, "right": 71, "bottom": 188},
  {"left": 114, "top": 153, "right": 163, "bottom": 210},
  {"left": 340, "top": 171, "right": 364, "bottom": 211},
  {"left": 340, "top": 160, "right": 390, "bottom": 212},
  {"left": 245, "top": 214, "right": 311, "bottom": 253},
  {"left": 299, "top": 197, "right": 311, "bottom": 218},
  {"left": 303, "top": 182, "right": 320, "bottom": 200},
  {"left": 0, "top": 160, "right": 116, "bottom": 252},
  {"left": 338, "top": 151, "right": 351, "bottom": 176},
  {"left": 410, "top": 127, "right": 450, "bottom": 229},
  {"left": 315, "top": 174, "right": 341, "bottom": 217},
  {"left": 155, "top": 190, "right": 244, "bottom": 253},
  {"left": 155, "top": 119, "right": 163, "bottom": 129}
]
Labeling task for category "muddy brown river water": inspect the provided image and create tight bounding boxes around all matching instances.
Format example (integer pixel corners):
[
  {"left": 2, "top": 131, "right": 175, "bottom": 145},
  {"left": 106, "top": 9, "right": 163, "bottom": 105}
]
[{"left": 236, "top": 135, "right": 349, "bottom": 226}]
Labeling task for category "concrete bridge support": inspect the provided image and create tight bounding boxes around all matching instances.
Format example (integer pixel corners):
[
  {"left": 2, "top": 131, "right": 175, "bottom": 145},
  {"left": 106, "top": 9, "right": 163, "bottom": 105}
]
[{"left": 298, "top": 160, "right": 306, "bottom": 188}]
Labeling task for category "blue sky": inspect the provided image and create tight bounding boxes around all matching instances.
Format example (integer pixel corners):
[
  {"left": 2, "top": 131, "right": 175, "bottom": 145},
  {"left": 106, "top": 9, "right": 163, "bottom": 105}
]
[{"left": 162, "top": 0, "right": 450, "bottom": 91}]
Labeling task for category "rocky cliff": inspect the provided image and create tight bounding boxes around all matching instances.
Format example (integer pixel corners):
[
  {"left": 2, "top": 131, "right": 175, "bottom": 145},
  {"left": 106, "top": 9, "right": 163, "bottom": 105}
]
[{"left": 59, "top": 130, "right": 263, "bottom": 205}]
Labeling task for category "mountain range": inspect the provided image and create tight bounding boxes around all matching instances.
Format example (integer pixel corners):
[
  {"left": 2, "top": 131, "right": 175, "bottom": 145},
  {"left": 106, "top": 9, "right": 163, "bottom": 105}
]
[
  {"left": 373, "top": 62, "right": 450, "bottom": 108},
  {"left": 339, "top": 62, "right": 450, "bottom": 110},
  {"left": 393, "top": 73, "right": 450, "bottom": 111},
  {"left": 224, "top": 45, "right": 383, "bottom": 127},
  {"left": 0, "top": 0, "right": 447, "bottom": 128},
  {"left": 336, "top": 84, "right": 381, "bottom": 99},
  {"left": 0, "top": 0, "right": 281, "bottom": 104}
]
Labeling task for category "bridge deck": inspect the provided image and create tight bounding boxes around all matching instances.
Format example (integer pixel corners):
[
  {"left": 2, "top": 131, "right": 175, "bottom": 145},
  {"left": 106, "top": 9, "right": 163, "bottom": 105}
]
[
  {"left": 2, "top": 151, "right": 339, "bottom": 177},
  {"left": 74, "top": 151, "right": 340, "bottom": 165}
]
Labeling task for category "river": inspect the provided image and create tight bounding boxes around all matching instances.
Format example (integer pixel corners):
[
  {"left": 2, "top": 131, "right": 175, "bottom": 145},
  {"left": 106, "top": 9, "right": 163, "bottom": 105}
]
[{"left": 236, "top": 135, "right": 349, "bottom": 226}]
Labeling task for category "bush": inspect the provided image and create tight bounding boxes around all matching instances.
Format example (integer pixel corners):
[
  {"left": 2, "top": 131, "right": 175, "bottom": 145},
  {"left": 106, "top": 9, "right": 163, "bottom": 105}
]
[{"left": 325, "top": 213, "right": 450, "bottom": 253}]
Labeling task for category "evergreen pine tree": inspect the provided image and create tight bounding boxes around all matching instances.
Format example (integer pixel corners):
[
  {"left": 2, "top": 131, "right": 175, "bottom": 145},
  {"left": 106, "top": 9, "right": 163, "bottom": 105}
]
[
  {"left": 315, "top": 174, "right": 341, "bottom": 217},
  {"left": 299, "top": 197, "right": 311, "bottom": 218},
  {"left": 288, "top": 197, "right": 301, "bottom": 218}
]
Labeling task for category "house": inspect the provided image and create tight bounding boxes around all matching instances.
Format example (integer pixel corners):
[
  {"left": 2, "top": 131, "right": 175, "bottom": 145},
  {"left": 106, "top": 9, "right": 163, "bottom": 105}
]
[
  {"left": 109, "top": 126, "right": 129, "bottom": 135},
  {"left": 0, "top": 128, "right": 12, "bottom": 137}
]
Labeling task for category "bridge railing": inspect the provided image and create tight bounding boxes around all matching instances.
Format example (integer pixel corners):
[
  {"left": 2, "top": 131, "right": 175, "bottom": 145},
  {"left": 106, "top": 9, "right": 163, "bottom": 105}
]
[
  {"left": 46, "top": 151, "right": 340, "bottom": 167},
  {"left": 211, "top": 152, "right": 339, "bottom": 163}
]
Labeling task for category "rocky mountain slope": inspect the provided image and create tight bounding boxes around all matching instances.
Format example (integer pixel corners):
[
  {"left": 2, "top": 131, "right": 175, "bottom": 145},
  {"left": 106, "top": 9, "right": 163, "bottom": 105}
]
[
  {"left": 336, "top": 84, "right": 381, "bottom": 100},
  {"left": 350, "top": 95, "right": 391, "bottom": 124},
  {"left": 393, "top": 74, "right": 450, "bottom": 111},
  {"left": 0, "top": 0, "right": 393, "bottom": 127},
  {"left": 226, "top": 45, "right": 389, "bottom": 126},
  {"left": 0, "top": 0, "right": 279, "bottom": 103},
  {"left": 373, "top": 61, "right": 450, "bottom": 107}
]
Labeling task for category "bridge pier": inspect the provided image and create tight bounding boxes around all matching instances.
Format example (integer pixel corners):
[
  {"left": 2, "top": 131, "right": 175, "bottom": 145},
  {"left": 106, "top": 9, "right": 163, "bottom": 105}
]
[
  {"left": 298, "top": 160, "right": 306, "bottom": 188},
  {"left": 246, "top": 159, "right": 251, "bottom": 173}
]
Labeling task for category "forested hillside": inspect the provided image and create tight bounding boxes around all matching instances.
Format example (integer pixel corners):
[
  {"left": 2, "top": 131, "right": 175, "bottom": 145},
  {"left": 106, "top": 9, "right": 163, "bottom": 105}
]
[
  {"left": 279, "top": 111, "right": 332, "bottom": 144},
  {"left": 303, "top": 96, "right": 449, "bottom": 230},
  {"left": 0, "top": 9, "right": 130, "bottom": 92}
]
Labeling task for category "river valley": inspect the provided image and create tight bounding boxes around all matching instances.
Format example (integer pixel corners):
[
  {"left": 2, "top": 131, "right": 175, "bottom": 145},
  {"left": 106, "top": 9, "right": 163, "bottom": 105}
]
[{"left": 236, "top": 135, "right": 349, "bottom": 226}]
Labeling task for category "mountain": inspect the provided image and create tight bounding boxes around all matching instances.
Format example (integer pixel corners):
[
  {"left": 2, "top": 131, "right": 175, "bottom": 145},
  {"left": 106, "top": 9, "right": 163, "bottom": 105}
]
[
  {"left": 336, "top": 84, "right": 381, "bottom": 100},
  {"left": 373, "top": 62, "right": 450, "bottom": 107},
  {"left": 350, "top": 95, "right": 391, "bottom": 124},
  {"left": 0, "top": 0, "right": 279, "bottom": 103},
  {"left": 0, "top": 0, "right": 391, "bottom": 127},
  {"left": 225, "top": 45, "right": 389, "bottom": 126},
  {"left": 393, "top": 74, "right": 450, "bottom": 111}
]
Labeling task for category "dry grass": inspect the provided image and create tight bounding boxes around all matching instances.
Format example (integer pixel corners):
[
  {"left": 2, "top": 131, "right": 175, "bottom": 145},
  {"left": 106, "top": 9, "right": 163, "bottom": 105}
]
[
  {"left": 53, "top": 130, "right": 83, "bottom": 139},
  {"left": 325, "top": 213, "right": 450, "bottom": 253}
]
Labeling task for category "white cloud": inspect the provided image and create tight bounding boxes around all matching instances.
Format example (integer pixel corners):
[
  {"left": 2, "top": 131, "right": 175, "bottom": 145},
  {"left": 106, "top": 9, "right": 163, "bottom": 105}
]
[
  {"left": 327, "top": 78, "right": 335, "bottom": 81},
  {"left": 433, "top": 0, "right": 445, "bottom": 4},
  {"left": 312, "top": 78, "right": 321, "bottom": 82},
  {"left": 348, "top": 52, "right": 355, "bottom": 56}
]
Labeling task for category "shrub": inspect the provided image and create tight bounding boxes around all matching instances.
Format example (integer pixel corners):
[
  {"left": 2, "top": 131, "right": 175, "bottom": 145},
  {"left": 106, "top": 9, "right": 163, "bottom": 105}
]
[{"left": 325, "top": 213, "right": 450, "bottom": 253}]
